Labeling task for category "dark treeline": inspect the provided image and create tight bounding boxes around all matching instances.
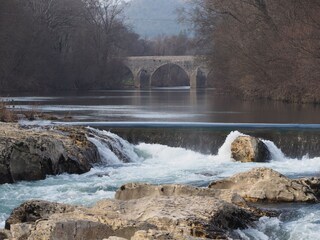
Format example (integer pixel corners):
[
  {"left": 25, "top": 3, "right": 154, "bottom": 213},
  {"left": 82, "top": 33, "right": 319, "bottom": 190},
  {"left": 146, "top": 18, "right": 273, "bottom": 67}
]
[
  {"left": 0, "top": 0, "right": 143, "bottom": 91},
  {"left": 193, "top": 0, "right": 320, "bottom": 103},
  {"left": 129, "top": 32, "right": 196, "bottom": 57},
  {"left": 0, "top": 0, "right": 196, "bottom": 93}
]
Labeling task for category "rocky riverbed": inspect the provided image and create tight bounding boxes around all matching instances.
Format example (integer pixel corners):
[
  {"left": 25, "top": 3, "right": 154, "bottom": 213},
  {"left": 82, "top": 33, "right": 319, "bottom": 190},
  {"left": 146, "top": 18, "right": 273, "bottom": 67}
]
[
  {"left": 1, "top": 167, "right": 320, "bottom": 240},
  {"left": 1, "top": 124, "right": 320, "bottom": 239}
]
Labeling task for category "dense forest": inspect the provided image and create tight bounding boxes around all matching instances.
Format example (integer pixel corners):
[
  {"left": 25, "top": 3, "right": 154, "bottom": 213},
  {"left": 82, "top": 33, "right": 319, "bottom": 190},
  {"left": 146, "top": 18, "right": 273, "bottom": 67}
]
[
  {"left": 0, "top": 0, "right": 194, "bottom": 93},
  {"left": 193, "top": 0, "right": 320, "bottom": 103},
  {"left": 0, "top": 0, "right": 142, "bottom": 92}
]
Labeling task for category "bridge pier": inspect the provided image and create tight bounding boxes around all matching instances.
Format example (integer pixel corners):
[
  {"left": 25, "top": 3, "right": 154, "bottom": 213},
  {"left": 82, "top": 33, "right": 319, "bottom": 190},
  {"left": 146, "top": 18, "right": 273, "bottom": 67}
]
[
  {"left": 190, "top": 68, "right": 207, "bottom": 89},
  {"left": 133, "top": 69, "right": 151, "bottom": 89}
]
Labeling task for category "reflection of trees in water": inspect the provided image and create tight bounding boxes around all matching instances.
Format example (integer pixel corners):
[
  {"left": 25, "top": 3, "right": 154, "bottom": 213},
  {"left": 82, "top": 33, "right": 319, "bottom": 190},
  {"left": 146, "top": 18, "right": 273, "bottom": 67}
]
[{"left": 151, "top": 64, "right": 189, "bottom": 87}]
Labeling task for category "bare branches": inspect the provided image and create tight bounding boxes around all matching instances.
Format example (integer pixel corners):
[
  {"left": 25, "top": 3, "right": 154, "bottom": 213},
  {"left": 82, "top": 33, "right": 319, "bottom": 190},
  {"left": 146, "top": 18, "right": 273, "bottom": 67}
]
[
  {"left": 192, "top": 0, "right": 320, "bottom": 102},
  {"left": 0, "top": 0, "right": 139, "bottom": 91}
]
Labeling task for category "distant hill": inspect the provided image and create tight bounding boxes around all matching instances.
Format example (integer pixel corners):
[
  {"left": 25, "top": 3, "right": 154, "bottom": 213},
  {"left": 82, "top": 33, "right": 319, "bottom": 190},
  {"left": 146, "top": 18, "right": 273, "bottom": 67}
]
[{"left": 123, "top": 0, "right": 191, "bottom": 38}]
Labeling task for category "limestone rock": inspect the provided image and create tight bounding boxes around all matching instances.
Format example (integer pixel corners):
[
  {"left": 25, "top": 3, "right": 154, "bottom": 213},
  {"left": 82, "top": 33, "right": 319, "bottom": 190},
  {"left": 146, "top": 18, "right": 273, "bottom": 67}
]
[
  {"left": 115, "top": 183, "right": 246, "bottom": 205},
  {"left": 3, "top": 183, "right": 271, "bottom": 240},
  {"left": 293, "top": 177, "right": 320, "bottom": 199},
  {"left": 131, "top": 230, "right": 174, "bottom": 240},
  {"left": 231, "top": 136, "right": 270, "bottom": 162},
  {"left": 9, "top": 223, "right": 34, "bottom": 240},
  {"left": 104, "top": 237, "right": 128, "bottom": 240},
  {"left": 0, "top": 229, "right": 11, "bottom": 240},
  {"left": 209, "top": 167, "right": 318, "bottom": 202},
  {"left": 0, "top": 123, "right": 101, "bottom": 184},
  {"left": 5, "top": 200, "right": 75, "bottom": 230}
]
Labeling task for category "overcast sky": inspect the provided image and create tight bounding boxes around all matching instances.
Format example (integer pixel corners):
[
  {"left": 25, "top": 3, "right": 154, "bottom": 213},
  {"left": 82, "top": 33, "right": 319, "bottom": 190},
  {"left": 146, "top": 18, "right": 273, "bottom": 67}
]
[{"left": 123, "top": 0, "right": 192, "bottom": 38}]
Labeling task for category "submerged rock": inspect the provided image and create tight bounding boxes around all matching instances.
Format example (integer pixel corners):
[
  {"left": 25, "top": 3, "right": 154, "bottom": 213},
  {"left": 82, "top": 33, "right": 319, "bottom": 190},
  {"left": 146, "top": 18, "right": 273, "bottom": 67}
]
[
  {"left": 209, "top": 167, "right": 318, "bottom": 202},
  {"left": 0, "top": 123, "right": 100, "bottom": 184},
  {"left": 231, "top": 136, "right": 270, "bottom": 162},
  {"left": 4, "top": 184, "right": 273, "bottom": 240}
]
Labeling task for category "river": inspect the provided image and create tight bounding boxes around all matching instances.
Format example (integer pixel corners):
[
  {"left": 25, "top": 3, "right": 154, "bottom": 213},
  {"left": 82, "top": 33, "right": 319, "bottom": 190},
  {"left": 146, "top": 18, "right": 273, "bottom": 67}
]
[
  {"left": 1, "top": 88, "right": 320, "bottom": 239},
  {"left": 2, "top": 88, "right": 320, "bottom": 123}
]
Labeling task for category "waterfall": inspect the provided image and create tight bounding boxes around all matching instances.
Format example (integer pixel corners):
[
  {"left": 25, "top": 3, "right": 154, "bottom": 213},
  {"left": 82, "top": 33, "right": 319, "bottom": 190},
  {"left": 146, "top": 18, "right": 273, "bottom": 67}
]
[{"left": 87, "top": 127, "right": 141, "bottom": 165}]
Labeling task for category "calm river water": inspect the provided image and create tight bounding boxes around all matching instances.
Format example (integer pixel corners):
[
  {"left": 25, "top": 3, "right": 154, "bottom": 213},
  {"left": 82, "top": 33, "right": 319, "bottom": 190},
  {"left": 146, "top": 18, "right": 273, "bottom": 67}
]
[
  {"left": 2, "top": 87, "right": 320, "bottom": 123},
  {"left": 1, "top": 88, "right": 320, "bottom": 239}
]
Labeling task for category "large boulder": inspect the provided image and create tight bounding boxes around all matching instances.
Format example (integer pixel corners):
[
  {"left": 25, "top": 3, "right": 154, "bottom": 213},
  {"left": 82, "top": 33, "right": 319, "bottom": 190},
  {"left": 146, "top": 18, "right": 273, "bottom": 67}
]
[
  {"left": 231, "top": 136, "right": 270, "bottom": 162},
  {"left": 209, "top": 167, "right": 318, "bottom": 202},
  {"left": 0, "top": 123, "right": 101, "bottom": 184},
  {"left": 4, "top": 184, "right": 274, "bottom": 240},
  {"left": 5, "top": 200, "right": 75, "bottom": 230}
]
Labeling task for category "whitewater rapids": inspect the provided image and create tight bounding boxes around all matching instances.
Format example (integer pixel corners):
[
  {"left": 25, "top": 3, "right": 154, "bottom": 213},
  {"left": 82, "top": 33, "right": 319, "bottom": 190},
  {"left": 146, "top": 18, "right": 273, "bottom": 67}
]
[{"left": 1, "top": 128, "right": 320, "bottom": 239}]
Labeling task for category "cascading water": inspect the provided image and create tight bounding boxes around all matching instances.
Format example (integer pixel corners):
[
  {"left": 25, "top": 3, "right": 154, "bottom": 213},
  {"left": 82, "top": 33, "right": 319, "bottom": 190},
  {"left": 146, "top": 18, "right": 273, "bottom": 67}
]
[
  {"left": 1, "top": 128, "right": 320, "bottom": 239},
  {"left": 86, "top": 127, "right": 141, "bottom": 165}
]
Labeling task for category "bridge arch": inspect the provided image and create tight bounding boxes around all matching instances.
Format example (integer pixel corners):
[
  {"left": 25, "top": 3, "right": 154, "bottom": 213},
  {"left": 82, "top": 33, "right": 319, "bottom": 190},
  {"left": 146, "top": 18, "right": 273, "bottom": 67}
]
[
  {"left": 150, "top": 63, "right": 190, "bottom": 87},
  {"left": 120, "top": 64, "right": 134, "bottom": 88}
]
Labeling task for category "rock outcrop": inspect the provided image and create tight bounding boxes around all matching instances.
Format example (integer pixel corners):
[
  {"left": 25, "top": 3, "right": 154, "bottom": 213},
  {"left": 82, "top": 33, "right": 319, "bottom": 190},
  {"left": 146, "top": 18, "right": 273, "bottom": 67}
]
[
  {"left": 0, "top": 229, "right": 11, "bottom": 240},
  {"left": 0, "top": 123, "right": 100, "bottom": 184},
  {"left": 294, "top": 177, "right": 320, "bottom": 199},
  {"left": 4, "top": 184, "right": 274, "bottom": 240},
  {"left": 115, "top": 182, "right": 246, "bottom": 205},
  {"left": 5, "top": 200, "right": 75, "bottom": 230},
  {"left": 209, "top": 167, "right": 318, "bottom": 202},
  {"left": 231, "top": 136, "right": 270, "bottom": 162}
]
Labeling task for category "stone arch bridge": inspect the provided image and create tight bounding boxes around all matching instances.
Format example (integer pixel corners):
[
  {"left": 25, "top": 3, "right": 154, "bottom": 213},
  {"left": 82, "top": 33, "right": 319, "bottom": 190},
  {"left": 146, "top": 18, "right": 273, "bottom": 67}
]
[{"left": 124, "top": 56, "right": 208, "bottom": 89}]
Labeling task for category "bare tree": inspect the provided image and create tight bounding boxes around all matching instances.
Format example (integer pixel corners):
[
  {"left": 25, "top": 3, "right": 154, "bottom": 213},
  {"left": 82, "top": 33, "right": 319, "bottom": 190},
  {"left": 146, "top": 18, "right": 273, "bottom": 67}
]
[
  {"left": 192, "top": 0, "right": 320, "bottom": 103},
  {"left": 0, "top": 0, "right": 140, "bottom": 92}
]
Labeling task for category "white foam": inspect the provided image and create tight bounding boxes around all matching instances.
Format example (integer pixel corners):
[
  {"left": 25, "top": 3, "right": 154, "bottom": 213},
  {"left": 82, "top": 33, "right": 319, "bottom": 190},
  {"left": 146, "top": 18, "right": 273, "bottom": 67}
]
[
  {"left": 237, "top": 208, "right": 320, "bottom": 240},
  {"left": 235, "top": 217, "right": 282, "bottom": 239},
  {"left": 0, "top": 215, "right": 5, "bottom": 228},
  {"left": 217, "top": 130, "right": 247, "bottom": 160},
  {"left": 262, "top": 140, "right": 286, "bottom": 161},
  {"left": 285, "top": 207, "right": 320, "bottom": 240}
]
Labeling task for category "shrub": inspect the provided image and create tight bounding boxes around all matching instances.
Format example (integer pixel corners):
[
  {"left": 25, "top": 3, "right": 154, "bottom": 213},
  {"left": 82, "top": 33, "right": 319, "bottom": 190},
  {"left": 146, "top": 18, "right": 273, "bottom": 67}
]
[{"left": 0, "top": 101, "right": 17, "bottom": 122}]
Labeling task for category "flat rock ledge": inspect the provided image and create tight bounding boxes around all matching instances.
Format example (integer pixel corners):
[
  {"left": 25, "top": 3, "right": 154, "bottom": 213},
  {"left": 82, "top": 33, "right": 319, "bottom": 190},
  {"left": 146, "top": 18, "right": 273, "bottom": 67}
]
[
  {"left": 209, "top": 167, "right": 320, "bottom": 202},
  {"left": 3, "top": 184, "right": 275, "bottom": 240},
  {"left": 0, "top": 123, "right": 101, "bottom": 184}
]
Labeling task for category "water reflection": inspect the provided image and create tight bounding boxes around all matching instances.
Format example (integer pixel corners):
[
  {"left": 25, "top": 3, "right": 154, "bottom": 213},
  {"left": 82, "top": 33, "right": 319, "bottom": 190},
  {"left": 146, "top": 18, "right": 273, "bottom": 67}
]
[{"left": 1, "top": 88, "right": 320, "bottom": 123}]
